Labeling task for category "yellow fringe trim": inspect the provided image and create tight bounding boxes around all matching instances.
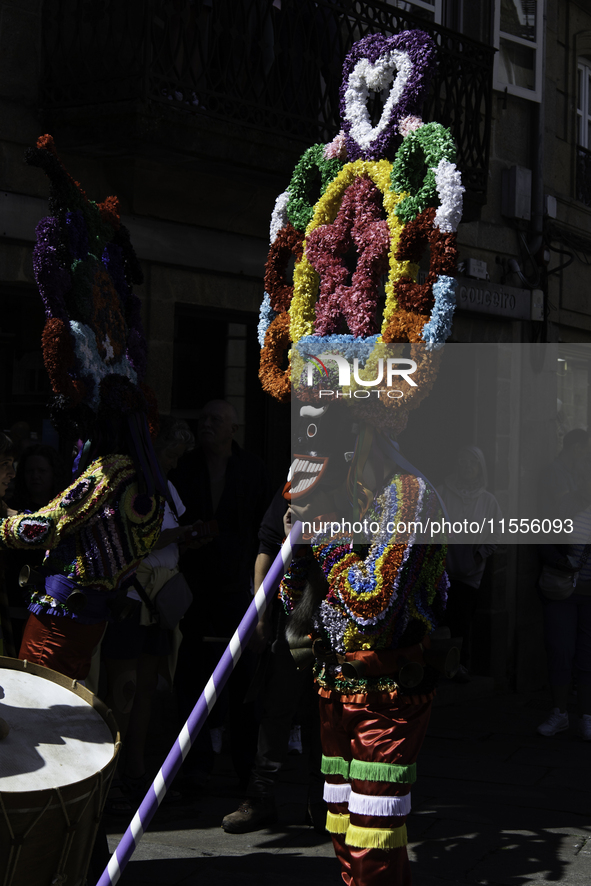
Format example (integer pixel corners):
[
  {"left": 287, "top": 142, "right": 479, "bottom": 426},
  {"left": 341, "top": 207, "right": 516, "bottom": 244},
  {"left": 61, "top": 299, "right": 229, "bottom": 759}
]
[
  {"left": 326, "top": 811, "right": 350, "bottom": 834},
  {"left": 345, "top": 823, "right": 408, "bottom": 850}
]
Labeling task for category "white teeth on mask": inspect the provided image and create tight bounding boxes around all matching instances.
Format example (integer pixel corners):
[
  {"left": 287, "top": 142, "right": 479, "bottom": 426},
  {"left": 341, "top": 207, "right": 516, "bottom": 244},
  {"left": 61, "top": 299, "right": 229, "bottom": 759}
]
[{"left": 289, "top": 458, "right": 325, "bottom": 491}]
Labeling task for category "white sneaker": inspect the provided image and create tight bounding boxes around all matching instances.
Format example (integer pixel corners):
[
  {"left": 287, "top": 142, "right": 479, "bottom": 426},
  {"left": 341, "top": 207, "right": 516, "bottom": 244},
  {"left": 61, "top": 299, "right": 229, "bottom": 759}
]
[
  {"left": 577, "top": 714, "right": 591, "bottom": 740},
  {"left": 537, "top": 708, "right": 569, "bottom": 736},
  {"left": 288, "top": 725, "right": 302, "bottom": 754}
]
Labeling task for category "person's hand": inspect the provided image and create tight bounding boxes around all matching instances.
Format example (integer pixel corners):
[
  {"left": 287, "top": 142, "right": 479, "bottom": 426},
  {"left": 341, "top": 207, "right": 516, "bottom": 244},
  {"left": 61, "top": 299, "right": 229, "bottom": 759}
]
[
  {"left": 248, "top": 615, "right": 271, "bottom": 653},
  {"left": 290, "top": 488, "right": 336, "bottom": 524},
  {"left": 182, "top": 521, "right": 213, "bottom": 550},
  {"left": 283, "top": 507, "right": 293, "bottom": 536}
]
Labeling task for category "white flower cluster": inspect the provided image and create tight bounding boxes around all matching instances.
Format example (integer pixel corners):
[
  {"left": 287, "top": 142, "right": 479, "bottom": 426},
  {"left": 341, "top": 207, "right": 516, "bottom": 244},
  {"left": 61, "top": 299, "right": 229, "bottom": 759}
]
[
  {"left": 269, "top": 190, "right": 290, "bottom": 244},
  {"left": 344, "top": 50, "right": 412, "bottom": 151},
  {"left": 314, "top": 600, "right": 348, "bottom": 653},
  {"left": 70, "top": 320, "right": 137, "bottom": 408},
  {"left": 433, "top": 158, "right": 464, "bottom": 233}
]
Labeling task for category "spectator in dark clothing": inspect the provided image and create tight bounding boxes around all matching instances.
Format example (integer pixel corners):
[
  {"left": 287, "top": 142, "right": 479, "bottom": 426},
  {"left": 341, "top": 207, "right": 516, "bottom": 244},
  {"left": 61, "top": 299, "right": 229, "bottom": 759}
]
[
  {"left": 222, "top": 486, "right": 323, "bottom": 833},
  {"left": 542, "top": 428, "right": 591, "bottom": 521},
  {"left": 0, "top": 433, "right": 17, "bottom": 656},
  {"left": 171, "top": 400, "right": 271, "bottom": 788},
  {"left": 5, "top": 443, "right": 69, "bottom": 654},
  {"left": 11, "top": 444, "right": 68, "bottom": 511}
]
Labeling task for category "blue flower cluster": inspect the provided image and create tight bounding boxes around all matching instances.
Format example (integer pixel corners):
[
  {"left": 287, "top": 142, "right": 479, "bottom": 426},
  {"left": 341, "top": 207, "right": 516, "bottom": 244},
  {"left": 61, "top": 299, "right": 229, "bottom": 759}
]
[
  {"left": 257, "top": 292, "right": 277, "bottom": 347},
  {"left": 421, "top": 276, "right": 457, "bottom": 349},
  {"left": 294, "top": 334, "right": 380, "bottom": 366}
]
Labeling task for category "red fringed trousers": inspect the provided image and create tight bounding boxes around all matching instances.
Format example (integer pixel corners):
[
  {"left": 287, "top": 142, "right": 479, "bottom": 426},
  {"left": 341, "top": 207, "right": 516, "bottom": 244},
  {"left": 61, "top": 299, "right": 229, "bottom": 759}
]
[
  {"left": 319, "top": 692, "right": 432, "bottom": 886},
  {"left": 19, "top": 612, "right": 106, "bottom": 680}
]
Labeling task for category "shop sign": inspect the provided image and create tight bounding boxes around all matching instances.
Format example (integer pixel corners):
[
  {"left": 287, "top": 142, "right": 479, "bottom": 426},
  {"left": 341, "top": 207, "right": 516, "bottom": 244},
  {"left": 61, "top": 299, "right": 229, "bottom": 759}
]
[{"left": 456, "top": 277, "right": 537, "bottom": 319}]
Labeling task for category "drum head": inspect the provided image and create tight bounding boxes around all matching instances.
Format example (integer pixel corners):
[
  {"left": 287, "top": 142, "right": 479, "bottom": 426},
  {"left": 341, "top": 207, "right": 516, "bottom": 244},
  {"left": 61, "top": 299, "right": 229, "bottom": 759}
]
[{"left": 0, "top": 661, "right": 115, "bottom": 791}]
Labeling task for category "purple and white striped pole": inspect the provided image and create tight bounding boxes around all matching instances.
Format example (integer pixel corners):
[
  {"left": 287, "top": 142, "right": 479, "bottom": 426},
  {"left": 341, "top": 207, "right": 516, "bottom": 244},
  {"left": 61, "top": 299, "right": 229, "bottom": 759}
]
[{"left": 96, "top": 520, "right": 303, "bottom": 886}]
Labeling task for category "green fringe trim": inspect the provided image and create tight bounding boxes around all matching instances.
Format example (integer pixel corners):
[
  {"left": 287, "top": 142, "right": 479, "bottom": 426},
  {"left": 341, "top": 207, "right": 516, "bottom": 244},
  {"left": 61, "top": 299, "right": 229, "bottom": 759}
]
[
  {"left": 326, "top": 811, "right": 350, "bottom": 834},
  {"left": 349, "top": 759, "right": 416, "bottom": 783},
  {"left": 321, "top": 755, "right": 350, "bottom": 778},
  {"left": 345, "top": 823, "right": 408, "bottom": 850}
]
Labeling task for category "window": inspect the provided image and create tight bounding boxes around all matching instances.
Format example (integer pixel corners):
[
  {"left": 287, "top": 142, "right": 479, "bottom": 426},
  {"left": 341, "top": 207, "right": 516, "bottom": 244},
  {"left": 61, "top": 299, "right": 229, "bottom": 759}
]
[
  {"left": 576, "top": 59, "right": 591, "bottom": 206},
  {"left": 577, "top": 61, "right": 591, "bottom": 149},
  {"left": 493, "top": 0, "right": 542, "bottom": 102},
  {"left": 387, "top": 0, "right": 443, "bottom": 23},
  {"left": 444, "top": 0, "right": 492, "bottom": 45}
]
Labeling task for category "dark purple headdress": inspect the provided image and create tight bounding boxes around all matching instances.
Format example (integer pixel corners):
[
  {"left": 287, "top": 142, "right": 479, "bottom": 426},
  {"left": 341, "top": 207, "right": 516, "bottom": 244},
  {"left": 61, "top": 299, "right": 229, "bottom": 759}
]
[{"left": 25, "top": 135, "right": 168, "bottom": 499}]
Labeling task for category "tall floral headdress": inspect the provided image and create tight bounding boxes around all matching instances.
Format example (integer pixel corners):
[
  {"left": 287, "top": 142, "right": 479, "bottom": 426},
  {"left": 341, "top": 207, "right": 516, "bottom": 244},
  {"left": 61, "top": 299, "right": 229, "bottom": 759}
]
[
  {"left": 25, "top": 135, "right": 166, "bottom": 495},
  {"left": 258, "top": 30, "right": 464, "bottom": 437}
]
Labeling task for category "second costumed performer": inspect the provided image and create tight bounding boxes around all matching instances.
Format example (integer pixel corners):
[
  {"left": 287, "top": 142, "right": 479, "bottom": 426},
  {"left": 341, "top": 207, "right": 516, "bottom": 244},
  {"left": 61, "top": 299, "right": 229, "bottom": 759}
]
[
  {"left": 0, "top": 137, "right": 168, "bottom": 680},
  {"left": 257, "top": 29, "right": 464, "bottom": 886}
]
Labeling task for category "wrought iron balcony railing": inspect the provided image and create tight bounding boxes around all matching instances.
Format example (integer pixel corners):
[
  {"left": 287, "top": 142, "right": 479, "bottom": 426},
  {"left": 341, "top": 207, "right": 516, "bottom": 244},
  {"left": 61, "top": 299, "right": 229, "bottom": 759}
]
[
  {"left": 40, "top": 0, "right": 494, "bottom": 203},
  {"left": 576, "top": 146, "right": 591, "bottom": 208}
]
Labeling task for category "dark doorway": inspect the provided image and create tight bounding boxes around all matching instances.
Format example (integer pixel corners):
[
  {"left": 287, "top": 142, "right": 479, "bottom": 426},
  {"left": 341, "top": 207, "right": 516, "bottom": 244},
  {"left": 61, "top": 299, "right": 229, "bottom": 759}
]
[{"left": 172, "top": 304, "right": 290, "bottom": 490}]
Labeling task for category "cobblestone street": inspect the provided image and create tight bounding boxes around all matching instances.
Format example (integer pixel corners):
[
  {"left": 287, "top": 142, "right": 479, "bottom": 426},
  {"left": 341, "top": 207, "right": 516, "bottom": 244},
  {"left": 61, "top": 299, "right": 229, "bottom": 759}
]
[{"left": 96, "top": 681, "right": 591, "bottom": 886}]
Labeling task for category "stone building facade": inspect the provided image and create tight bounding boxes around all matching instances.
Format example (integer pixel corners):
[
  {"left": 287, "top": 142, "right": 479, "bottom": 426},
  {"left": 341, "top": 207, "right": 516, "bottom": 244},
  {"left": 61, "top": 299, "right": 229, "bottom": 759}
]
[{"left": 0, "top": 0, "right": 590, "bottom": 687}]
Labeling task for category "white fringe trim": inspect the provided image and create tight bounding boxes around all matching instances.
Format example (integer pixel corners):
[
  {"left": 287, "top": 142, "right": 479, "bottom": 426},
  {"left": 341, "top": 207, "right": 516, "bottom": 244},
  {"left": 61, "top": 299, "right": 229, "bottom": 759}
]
[
  {"left": 348, "top": 790, "right": 411, "bottom": 817},
  {"left": 323, "top": 782, "right": 352, "bottom": 804}
]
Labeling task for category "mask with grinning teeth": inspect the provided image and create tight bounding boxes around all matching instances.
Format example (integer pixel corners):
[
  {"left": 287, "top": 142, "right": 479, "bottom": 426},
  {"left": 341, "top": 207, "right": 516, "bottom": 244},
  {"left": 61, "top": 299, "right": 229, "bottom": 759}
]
[{"left": 284, "top": 401, "right": 357, "bottom": 501}]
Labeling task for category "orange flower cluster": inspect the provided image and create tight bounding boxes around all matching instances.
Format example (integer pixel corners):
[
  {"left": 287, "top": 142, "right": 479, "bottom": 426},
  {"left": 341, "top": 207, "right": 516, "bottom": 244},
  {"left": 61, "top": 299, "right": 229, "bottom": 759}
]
[{"left": 258, "top": 312, "right": 292, "bottom": 402}]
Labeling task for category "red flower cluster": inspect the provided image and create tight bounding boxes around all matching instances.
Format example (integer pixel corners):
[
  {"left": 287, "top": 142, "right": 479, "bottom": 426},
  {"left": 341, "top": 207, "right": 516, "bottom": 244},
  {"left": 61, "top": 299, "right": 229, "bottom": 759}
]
[
  {"left": 41, "top": 318, "right": 87, "bottom": 405},
  {"left": 394, "top": 207, "right": 458, "bottom": 313},
  {"left": 307, "top": 176, "right": 390, "bottom": 338},
  {"left": 98, "top": 195, "right": 121, "bottom": 230},
  {"left": 264, "top": 223, "right": 304, "bottom": 313}
]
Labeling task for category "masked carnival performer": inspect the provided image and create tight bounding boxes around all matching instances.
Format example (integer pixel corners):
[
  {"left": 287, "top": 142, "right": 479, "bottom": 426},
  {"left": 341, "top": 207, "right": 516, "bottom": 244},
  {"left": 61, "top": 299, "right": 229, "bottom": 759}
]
[
  {"left": 0, "top": 137, "right": 168, "bottom": 681},
  {"left": 256, "top": 30, "right": 464, "bottom": 886}
]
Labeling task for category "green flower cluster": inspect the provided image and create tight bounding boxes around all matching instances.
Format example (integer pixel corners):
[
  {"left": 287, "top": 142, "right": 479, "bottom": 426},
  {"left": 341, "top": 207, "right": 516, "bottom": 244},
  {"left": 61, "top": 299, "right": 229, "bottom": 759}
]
[
  {"left": 390, "top": 123, "right": 457, "bottom": 223},
  {"left": 286, "top": 144, "right": 343, "bottom": 232}
]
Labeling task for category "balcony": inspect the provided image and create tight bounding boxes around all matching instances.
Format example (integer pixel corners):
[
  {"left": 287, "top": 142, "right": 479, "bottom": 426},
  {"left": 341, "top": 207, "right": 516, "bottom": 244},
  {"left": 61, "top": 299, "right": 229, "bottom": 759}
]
[
  {"left": 40, "top": 0, "right": 494, "bottom": 210},
  {"left": 576, "top": 145, "right": 591, "bottom": 208}
]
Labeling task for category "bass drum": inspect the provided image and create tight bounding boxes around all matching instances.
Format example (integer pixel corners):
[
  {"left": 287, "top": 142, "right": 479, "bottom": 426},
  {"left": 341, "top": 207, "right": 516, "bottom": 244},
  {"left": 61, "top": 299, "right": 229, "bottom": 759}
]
[{"left": 0, "top": 656, "right": 120, "bottom": 886}]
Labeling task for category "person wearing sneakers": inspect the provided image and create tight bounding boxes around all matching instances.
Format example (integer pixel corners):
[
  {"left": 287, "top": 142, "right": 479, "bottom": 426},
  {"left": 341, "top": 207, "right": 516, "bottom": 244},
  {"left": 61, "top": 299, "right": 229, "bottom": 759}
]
[
  {"left": 222, "top": 490, "right": 323, "bottom": 834},
  {"left": 537, "top": 466, "right": 591, "bottom": 741}
]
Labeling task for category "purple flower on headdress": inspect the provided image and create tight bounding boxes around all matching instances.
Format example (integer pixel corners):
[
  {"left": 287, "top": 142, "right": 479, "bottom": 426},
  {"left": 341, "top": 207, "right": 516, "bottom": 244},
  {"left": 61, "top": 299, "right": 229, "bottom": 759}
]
[
  {"left": 339, "top": 30, "right": 437, "bottom": 161},
  {"left": 102, "top": 242, "right": 130, "bottom": 303},
  {"left": 65, "top": 210, "right": 89, "bottom": 261},
  {"left": 32, "top": 217, "right": 71, "bottom": 320}
]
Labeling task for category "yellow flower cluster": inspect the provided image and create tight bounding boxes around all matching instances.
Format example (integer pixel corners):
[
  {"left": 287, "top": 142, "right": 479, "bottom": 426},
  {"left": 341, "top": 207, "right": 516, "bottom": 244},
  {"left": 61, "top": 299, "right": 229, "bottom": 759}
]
[{"left": 288, "top": 160, "right": 417, "bottom": 345}]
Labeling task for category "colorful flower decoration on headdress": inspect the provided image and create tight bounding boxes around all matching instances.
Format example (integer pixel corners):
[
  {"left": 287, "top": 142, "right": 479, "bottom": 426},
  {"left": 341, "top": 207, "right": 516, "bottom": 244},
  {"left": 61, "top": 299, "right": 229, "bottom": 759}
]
[
  {"left": 258, "top": 30, "right": 465, "bottom": 430},
  {"left": 340, "top": 31, "right": 438, "bottom": 162},
  {"left": 25, "top": 135, "right": 151, "bottom": 428}
]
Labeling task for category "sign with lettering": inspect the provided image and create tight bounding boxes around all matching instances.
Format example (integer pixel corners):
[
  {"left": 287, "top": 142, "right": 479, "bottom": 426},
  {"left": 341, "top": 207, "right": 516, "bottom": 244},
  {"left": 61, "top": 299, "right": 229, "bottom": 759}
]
[{"left": 455, "top": 278, "right": 537, "bottom": 319}]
